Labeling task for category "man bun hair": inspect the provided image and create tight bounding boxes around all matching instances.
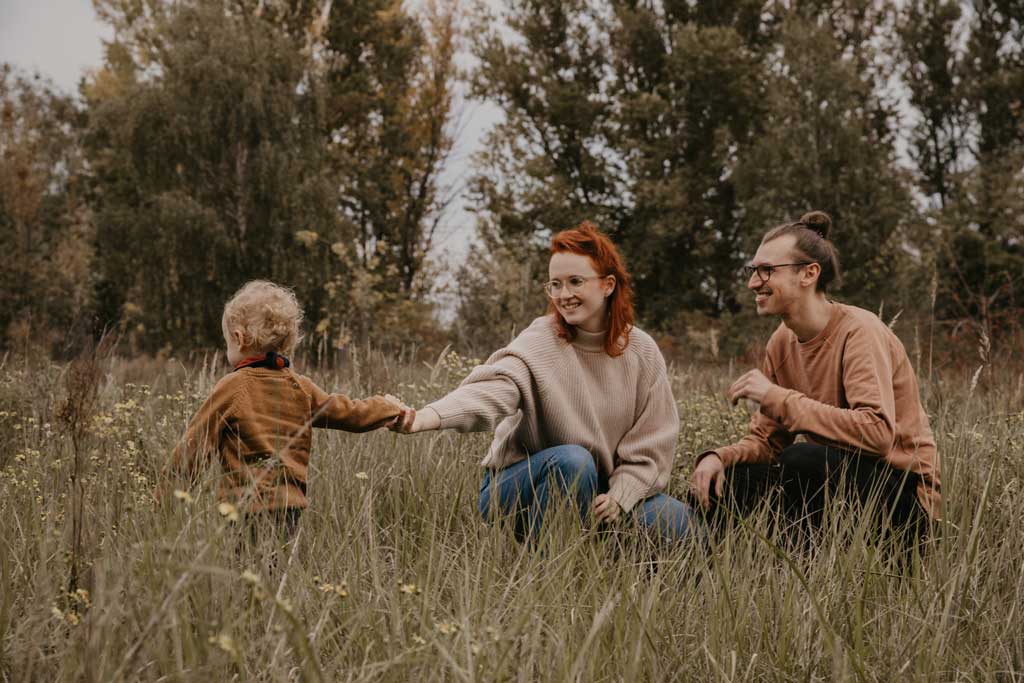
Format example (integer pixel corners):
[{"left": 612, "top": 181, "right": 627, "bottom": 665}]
[
  {"left": 762, "top": 210, "right": 842, "bottom": 293},
  {"left": 798, "top": 210, "right": 832, "bottom": 240}
]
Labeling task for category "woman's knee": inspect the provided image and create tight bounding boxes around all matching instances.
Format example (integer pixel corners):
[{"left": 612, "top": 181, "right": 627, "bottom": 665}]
[
  {"left": 546, "top": 445, "right": 598, "bottom": 482},
  {"left": 637, "top": 494, "right": 704, "bottom": 544}
]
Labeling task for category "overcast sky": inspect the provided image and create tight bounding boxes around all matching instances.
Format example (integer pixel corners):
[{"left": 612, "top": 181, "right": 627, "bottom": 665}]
[{"left": 0, "top": 1, "right": 111, "bottom": 91}]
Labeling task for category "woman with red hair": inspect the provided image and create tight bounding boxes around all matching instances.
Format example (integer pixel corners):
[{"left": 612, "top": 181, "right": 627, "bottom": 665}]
[{"left": 391, "top": 222, "right": 699, "bottom": 545}]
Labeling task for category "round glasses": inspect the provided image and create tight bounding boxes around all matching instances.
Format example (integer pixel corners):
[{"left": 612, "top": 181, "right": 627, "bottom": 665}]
[{"left": 543, "top": 275, "right": 607, "bottom": 297}]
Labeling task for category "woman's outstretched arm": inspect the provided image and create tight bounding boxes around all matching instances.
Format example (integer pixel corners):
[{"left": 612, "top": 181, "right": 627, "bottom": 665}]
[{"left": 390, "top": 351, "right": 530, "bottom": 434}]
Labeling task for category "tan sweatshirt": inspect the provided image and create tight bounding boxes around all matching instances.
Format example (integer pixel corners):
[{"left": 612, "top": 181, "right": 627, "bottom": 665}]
[
  {"left": 167, "top": 367, "right": 400, "bottom": 511},
  {"left": 706, "top": 303, "right": 941, "bottom": 518},
  {"left": 426, "top": 315, "right": 679, "bottom": 512}
]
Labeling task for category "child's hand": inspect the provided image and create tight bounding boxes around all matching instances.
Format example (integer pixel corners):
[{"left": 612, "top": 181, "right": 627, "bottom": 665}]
[
  {"left": 388, "top": 406, "right": 441, "bottom": 434},
  {"left": 384, "top": 394, "right": 415, "bottom": 433}
]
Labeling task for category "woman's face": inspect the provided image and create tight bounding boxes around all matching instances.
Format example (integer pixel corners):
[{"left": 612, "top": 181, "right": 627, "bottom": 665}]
[{"left": 547, "top": 251, "right": 615, "bottom": 333}]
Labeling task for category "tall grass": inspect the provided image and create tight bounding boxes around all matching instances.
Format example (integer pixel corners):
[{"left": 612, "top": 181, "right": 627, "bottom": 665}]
[{"left": 0, "top": 348, "right": 1022, "bottom": 681}]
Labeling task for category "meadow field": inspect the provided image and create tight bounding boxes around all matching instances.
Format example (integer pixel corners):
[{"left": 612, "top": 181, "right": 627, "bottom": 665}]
[{"left": 1, "top": 346, "right": 1023, "bottom": 681}]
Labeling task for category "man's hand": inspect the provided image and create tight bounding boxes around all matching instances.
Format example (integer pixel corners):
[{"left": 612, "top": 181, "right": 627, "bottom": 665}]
[
  {"left": 688, "top": 453, "right": 725, "bottom": 511},
  {"left": 388, "top": 405, "right": 441, "bottom": 434},
  {"left": 593, "top": 493, "right": 622, "bottom": 524},
  {"left": 728, "top": 369, "right": 774, "bottom": 405}
]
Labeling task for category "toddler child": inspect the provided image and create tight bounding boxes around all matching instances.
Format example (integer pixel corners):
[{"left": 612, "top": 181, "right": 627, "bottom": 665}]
[{"left": 163, "top": 280, "right": 405, "bottom": 539}]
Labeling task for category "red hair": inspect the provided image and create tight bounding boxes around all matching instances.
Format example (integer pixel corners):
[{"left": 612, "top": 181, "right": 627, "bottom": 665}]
[{"left": 548, "top": 221, "right": 635, "bottom": 357}]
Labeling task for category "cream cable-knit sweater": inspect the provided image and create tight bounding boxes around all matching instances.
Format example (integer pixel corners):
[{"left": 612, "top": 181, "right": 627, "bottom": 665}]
[{"left": 426, "top": 315, "right": 679, "bottom": 512}]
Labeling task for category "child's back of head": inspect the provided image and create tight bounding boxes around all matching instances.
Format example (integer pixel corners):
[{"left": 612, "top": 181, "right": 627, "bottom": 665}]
[{"left": 223, "top": 280, "right": 304, "bottom": 359}]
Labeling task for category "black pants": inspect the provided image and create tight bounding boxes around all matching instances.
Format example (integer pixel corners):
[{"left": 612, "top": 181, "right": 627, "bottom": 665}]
[
  {"left": 707, "top": 443, "right": 926, "bottom": 543},
  {"left": 246, "top": 507, "right": 303, "bottom": 548}
]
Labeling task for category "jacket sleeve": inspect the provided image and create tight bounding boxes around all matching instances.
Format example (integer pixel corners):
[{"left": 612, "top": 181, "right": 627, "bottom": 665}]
[
  {"left": 164, "top": 374, "right": 242, "bottom": 488},
  {"left": 607, "top": 356, "right": 679, "bottom": 513},
  {"left": 758, "top": 328, "right": 897, "bottom": 457},
  {"left": 297, "top": 375, "right": 402, "bottom": 432}
]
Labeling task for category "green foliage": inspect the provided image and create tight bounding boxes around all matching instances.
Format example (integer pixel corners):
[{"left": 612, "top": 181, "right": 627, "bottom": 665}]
[
  {"left": 896, "top": 0, "right": 1024, "bottom": 350},
  {"left": 458, "top": 0, "right": 1021, "bottom": 359},
  {"left": 897, "top": 0, "right": 970, "bottom": 208},
  {"left": 735, "top": 13, "right": 915, "bottom": 309},
  {"left": 467, "top": 0, "right": 620, "bottom": 238},
  {"left": 609, "top": 5, "right": 767, "bottom": 321},
  {"left": 82, "top": 0, "right": 456, "bottom": 353},
  {"left": 1, "top": 0, "right": 1021, "bottom": 360},
  {"left": 0, "top": 66, "right": 94, "bottom": 353}
]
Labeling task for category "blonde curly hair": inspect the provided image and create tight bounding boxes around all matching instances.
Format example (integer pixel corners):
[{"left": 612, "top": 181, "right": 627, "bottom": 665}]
[{"left": 222, "top": 280, "right": 304, "bottom": 354}]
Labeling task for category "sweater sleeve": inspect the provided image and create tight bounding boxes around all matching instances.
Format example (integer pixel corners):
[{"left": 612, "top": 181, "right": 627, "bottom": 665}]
[
  {"left": 425, "top": 351, "right": 528, "bottom": 432},
  {"left": 758, "top": 327, "right": 897, "bottom": 456},
  {"left": 165, "top": 373, "right": 243, "bottom": 486},
  {"left": 607, "top": 358, "right": 679, "bottom": 513},
  {"left": 296, "top": 375, "right": 401, "bottom": 432},
  {"left": 698, "top": 352, "right": 794, "bottom": 468}
]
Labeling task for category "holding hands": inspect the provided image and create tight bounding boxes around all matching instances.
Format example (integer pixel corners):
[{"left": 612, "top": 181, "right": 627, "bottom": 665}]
[{"left": 384, "top": 396, "right": 440, "bottom": 434}]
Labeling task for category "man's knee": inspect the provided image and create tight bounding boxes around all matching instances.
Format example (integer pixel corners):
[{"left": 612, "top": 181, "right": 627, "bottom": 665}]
[{"left": 777, "top": 442, "right": 828, "bottom": 473}]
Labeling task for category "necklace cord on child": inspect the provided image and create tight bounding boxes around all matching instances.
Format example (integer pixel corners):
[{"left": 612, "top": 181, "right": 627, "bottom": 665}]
[{"left": 233, "top": 352, "right": 290, "bottom": 372}]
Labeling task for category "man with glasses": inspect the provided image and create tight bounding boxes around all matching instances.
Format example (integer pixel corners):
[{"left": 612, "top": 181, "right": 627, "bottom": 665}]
[{"left": 688, "top": 211, "right": 940, "bottom": 548}]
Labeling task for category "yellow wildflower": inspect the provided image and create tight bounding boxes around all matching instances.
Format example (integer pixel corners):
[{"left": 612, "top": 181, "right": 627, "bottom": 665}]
[
  {"left": 434, "top": 621, "right": 458, "bottom": 635},
  {"left": 318, "top": 581, "right": 349, "bottom": 598},
  {"left": 209, "top": 632, "right": 238, "bottom": 656},
  {"left": 217, "top": 502, "right": 240, "bottom": 522}
]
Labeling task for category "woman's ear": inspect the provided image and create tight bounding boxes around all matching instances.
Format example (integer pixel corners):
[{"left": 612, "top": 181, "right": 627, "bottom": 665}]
[{"left": 603, "top": 275, "right": 617, "bottom": 297}]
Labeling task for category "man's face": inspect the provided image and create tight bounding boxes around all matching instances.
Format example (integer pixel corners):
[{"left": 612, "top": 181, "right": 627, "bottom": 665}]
[{"left": 747, "top": 234, "right": 810, "bottom": 317}]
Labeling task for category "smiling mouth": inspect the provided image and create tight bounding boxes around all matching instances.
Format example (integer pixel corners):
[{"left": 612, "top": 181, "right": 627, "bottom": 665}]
[
  {"left": 560, "top": 301, "right": 582, "bottom": 312},
  {"left": 755, "top": 289, "right": 772, "bottom": 304}
]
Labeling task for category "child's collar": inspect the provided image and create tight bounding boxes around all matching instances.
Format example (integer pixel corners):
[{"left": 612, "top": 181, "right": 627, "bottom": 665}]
[{"left": 233, "top": 352, "right": 290, "bottom": 372}]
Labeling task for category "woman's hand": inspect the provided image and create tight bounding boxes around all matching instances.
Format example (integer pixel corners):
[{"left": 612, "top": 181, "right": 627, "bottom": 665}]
[
  {"left": 593, "top": 493, "right": 622, "bottom": 524},
  {"left": 689, "top": 453, "right": 725, "bottom": 510},
  {"left": 388, "top": 405, "right": 441, "bottom": 434}
]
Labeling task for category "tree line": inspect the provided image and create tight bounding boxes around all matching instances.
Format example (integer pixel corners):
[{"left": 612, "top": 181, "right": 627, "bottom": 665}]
[{"left": 1, "top": 0, "right": 1021, "bottom": 361}]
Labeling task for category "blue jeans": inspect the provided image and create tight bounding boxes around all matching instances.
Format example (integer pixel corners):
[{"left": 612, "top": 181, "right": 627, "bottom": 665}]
[{"left": 477, "top": 444, "right": 701, "bottom": 545}]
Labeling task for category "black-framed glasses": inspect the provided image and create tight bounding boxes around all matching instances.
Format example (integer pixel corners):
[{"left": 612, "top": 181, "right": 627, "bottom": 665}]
[
  {"left": 543, "top": 274, "right": 607, "bottom": 297},
  {"left": 741, "top": 262, "right": 814, "bottom": 283}
]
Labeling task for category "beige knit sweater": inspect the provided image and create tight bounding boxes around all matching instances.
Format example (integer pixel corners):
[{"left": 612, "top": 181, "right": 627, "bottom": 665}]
[{"left": 426, "top": 315, "right": 679, "bottom": 512}]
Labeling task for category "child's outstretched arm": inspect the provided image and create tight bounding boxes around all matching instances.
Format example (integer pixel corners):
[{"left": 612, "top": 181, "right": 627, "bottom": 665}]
[{"left": 297, "top": 375, "right": 402, "bottom": 432}]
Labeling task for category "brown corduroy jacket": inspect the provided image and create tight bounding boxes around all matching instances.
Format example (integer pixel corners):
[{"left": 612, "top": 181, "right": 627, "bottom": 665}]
[{"left": 166, "top": 366, "right": 400, "bottom": 511}]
